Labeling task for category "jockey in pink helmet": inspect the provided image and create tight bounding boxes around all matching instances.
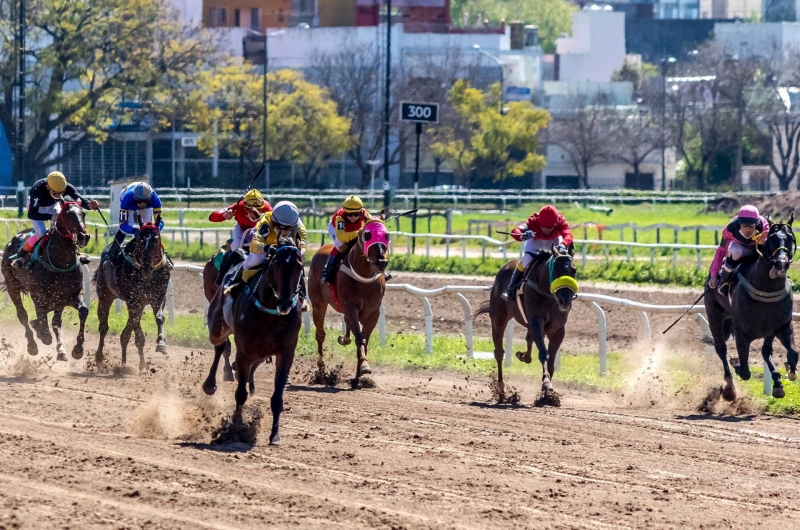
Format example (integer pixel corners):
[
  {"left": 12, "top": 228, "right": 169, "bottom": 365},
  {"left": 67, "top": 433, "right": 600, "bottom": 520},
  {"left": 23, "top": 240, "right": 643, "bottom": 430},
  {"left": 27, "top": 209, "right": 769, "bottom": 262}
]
[{"left": 709, "top": 205, "right": 769, "bottom": 297}]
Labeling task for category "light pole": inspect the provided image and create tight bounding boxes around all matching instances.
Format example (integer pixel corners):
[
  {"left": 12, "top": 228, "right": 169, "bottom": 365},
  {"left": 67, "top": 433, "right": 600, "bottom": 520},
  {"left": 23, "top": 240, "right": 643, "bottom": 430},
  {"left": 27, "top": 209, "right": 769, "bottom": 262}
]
[
  {"left": 660, "top": 56, "right": 676, "bottom": 192},
  {"left": 245, "top": 28, "right": 287, "bottom": 191},
  {"left": 473, "top": 44, "right": 504, "bottom": 111}
]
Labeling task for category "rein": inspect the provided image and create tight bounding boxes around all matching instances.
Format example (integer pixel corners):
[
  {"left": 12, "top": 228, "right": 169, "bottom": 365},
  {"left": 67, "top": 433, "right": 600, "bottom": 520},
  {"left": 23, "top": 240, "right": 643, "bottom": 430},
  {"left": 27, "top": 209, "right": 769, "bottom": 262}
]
[
  {"left": 243, "top": 245, "right": 301, "bottom": 315},
  {"left": 32, "top": 202, "right": 84, "bottom": 273},
  {"left": 123, "top": 225, "right": 166, "bottom": 270}
]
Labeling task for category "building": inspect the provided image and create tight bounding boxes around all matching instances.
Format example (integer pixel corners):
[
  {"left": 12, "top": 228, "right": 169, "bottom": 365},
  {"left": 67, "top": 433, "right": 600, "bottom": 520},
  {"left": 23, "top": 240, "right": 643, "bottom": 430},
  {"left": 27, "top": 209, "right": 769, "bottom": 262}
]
[
  {"left": 555, "top": 6, "right": 626, "bottom": 83},
  {"left": 202, "top": 0, "right": 293, "bottom": 30},
  {"left": 715, "top": 20, "right": 800, "bottom": 59}
]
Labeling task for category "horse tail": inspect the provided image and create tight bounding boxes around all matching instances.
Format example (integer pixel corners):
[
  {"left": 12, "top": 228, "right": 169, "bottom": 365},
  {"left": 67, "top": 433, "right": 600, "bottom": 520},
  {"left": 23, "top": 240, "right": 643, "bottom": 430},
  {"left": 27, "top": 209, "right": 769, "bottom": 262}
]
[{"left": 474, "top": 301, "right": 491, "bottom": 319}]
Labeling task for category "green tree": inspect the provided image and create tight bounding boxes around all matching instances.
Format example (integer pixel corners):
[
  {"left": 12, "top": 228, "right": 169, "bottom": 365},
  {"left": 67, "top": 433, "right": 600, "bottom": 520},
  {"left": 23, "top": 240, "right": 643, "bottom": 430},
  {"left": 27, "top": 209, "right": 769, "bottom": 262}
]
[
  {"left": 431, "top": 80, "right": 550, "bottom": 187},
  {"left": 186, "top": 66, "right": 352, "bottom": 184},
  {"left": 0, "top": 0, "right": 219, "bottom": 180},
  {"left": 450, "top": 0, "right": 576, "bottom": 53}
]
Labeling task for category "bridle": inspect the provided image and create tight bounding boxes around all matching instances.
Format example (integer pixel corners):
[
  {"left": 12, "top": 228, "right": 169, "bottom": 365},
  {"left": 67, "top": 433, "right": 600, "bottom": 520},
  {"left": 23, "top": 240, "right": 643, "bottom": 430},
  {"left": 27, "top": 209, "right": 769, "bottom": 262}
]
[
  {"left": 353, "top": 220, "right": 388, "bottom": 269},
  {"left": 762, "top": 224, "right": 796, "bottom": 269},
  {"left": 245, "top": 244, "right": 302, "bottom": 315},
  {"left": 126, "top": 223, "right": 165, "bottom": 270},
  {"left": 52, "top": 202, "right": 85, "bottom": 244},
  {"left": 548, "top": 250, "right": 579, "bottom": 300}
]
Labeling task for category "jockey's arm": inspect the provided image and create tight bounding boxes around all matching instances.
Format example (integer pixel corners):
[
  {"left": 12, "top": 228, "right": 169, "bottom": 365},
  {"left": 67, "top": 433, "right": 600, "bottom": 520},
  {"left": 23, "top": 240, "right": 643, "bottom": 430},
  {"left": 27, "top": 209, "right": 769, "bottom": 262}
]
[
  {"left": 64, "top": 184, "right": 97, "bottom": 210},
  {"left": 335, "top": 215, "right": 359, "bottom": 243},
  {"left": 250, "top": 214, "right": 272, "bottom": 255},
  {"left": 510, "top": 222, "right": 533, "bottom": 242},
  {"left": 209, "top": 204, "right": 236, "bottom": 222},
  {"left": 296, "top": 220, "right": 307, "bottom": 259}
]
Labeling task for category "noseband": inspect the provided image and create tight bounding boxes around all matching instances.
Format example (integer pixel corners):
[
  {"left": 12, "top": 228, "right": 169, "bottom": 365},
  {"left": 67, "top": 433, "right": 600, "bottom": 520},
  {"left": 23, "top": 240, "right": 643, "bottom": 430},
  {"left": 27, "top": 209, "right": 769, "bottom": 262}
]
[{"left": 764, "top": 226, "right": 796, "bottom": 269}]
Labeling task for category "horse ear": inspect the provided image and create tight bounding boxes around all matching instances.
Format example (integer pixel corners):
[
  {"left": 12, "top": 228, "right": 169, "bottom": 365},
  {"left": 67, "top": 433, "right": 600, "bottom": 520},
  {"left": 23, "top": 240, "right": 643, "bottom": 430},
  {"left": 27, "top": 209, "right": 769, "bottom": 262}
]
[
  {"left": 379, "top": 209, "right": 386, "bottom": 221},
  {"left": 789, "top": 212, "right": 794, "bottom": 227},
  {"left": 568, "top": 242, "right": 575, "bottom": 257},
  {"left": 766, "top": 214, "right": 772, "bottom": 226},
  {"left": 550, "top": 244, "right": 559, "bottom": 257}
]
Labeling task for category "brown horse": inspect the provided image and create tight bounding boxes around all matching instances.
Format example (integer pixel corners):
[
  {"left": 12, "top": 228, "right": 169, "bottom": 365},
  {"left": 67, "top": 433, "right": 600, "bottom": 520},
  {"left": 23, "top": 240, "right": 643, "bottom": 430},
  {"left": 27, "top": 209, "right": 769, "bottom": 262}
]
[
  {"left": 205, "top": 239, "right": 304, "bottom": 445},
  {"left": 95, "top": 221, "right": 170, "bottom": 373},
  {"left": 1, "top": 202, "right": 91, "bottom": 360},
  {"left": 475, "top": 245, "right": 578, "bottom": 398},
  {"left": 308, "top": 217, "right": 389, "bottom": 385}
]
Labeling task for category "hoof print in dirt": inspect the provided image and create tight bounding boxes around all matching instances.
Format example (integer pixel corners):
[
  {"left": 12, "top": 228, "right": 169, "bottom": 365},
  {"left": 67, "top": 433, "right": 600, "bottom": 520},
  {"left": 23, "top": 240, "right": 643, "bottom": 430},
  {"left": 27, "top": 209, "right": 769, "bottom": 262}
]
[
  {"left": 307, "top": 364, "right": 343, "bottom": 386},
  {"left": 534, "top": 389, "right": 562, "bottom": 408},
  {"left": 350, "top": 377, "right": 376, "bottom": 390},
  {"left": 112, "top": 365, "right": 138, "bottom": 377},
  {"left": 211, "top": 406, "right": 263, "bottom": 446}
]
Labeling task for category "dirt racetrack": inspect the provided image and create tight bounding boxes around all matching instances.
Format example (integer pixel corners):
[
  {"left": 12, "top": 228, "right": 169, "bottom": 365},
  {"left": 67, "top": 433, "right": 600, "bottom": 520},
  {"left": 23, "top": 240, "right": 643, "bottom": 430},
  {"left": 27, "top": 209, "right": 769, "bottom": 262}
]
[{"left": 0, "top": 323, "right": 799, "bottom": 529}]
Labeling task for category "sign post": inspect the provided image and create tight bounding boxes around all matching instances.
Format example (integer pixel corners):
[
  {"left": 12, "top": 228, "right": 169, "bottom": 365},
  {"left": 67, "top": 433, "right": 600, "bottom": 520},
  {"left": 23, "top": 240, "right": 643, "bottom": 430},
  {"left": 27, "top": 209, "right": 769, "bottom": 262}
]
[{"left": 400, "top": 102, "right": 439, "bottom": 253}]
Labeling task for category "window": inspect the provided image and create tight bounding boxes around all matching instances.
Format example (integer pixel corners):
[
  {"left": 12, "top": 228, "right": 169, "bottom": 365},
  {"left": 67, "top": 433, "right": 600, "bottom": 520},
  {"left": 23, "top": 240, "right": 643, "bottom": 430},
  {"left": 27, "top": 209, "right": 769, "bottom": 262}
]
[
  {"left": 234, "top": 8, "right": 240, "bottom": 26},
  {"left": 209, "top": 6, "right": 227, "bottom": 26},
  {"left": 251, "top": 8, "right": 260, "bottom": 30}
]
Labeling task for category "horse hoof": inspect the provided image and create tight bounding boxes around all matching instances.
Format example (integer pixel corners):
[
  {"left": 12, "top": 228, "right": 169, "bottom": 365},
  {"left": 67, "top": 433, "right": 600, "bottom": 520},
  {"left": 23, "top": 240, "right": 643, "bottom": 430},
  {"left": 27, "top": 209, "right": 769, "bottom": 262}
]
[
  {"left": 285, "top": 376, "right": 293, "bottom": 387},
  {"left": 57, "top": 352, "right": 67, "bottom": 362},
  {"left": 27, "top": 343, "right": 38, "bottom": 356},
  {"left": 785, "top": 363, "right": 797, "bottom": 381},
  {"left": 337, "top": 336, "right": 351, "bottom": 346},
  {"left": 223, "top": 368, "right": 235, "bottom": 382},
  {"left": 156, "top": 344, "right": 167, "bottom": 355},
  {"left": 359, "top": 363, "right": 372, "bottom": 376},
  {"left": 773, "top": 386, "right": 786, "bottom": 399},
  {"left": 71, "top": 344, "right": 84, "bottom": 360},
  {"left": 722, "top": 383, "right": 737, "bottom": 402},
  {"left": 790, "top": 371, "right": 797, "bottom": 382},
  {"left": 269, "top": 433, "right": 281, "bottom": 446},
  {"left": 202, "top": 381, "right": 217, "bottom": 396},
  {"left": 40, "top": 333, "right": 53, "bottom": 346},
  {"left": 515, "top": 351, "right": 532, "bottom": 364},
  {"left": 542, "top": 381, "right": 554, "bottom": 392},
  {"left": 739, "top": 368, "right": 752, "bottom": 381}
]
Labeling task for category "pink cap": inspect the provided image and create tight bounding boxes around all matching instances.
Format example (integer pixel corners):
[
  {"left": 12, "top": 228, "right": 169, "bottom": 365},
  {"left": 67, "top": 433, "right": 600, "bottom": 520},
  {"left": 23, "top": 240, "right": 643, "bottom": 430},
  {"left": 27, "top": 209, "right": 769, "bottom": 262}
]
[{"left": 737, "top": 205, "right": 759, "bottom": 221}]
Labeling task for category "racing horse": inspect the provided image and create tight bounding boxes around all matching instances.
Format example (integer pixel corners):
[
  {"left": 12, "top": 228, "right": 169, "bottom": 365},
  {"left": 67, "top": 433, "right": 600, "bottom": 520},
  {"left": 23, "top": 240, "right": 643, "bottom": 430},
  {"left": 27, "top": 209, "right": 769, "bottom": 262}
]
[
  {"left": 704, "top": 216, "right": 797, "bottom": 401},
  {"left": 476, "top": 245, "right": 578, "bottom": 399},
  {"left": 204, "top": 239, "right": 304, "bottom": 446},
  {"left": 95, "top": 219, "right": 171, "bottom": 372},
  {"left": 308, "top": 216, "right": 389, "bottom": 386},
  {"left": 1, "top": 202, "right": 91, "bottom": 360}
]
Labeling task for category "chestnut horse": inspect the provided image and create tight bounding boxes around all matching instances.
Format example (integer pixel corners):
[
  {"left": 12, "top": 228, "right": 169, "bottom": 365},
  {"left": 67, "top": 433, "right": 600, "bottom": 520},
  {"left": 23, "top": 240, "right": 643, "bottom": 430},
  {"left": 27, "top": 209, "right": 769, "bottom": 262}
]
[
  {"left": 475, "top": 245, "right": 578, "bottom": 399},
  {"left": 308, "top": 217, "right": 389, "bottom": 385},
  {"left": 1, "top": 202, "right": 91, "bottom": 360},
  {"left": 205, "top": 240, "right": 304, "bottom": 445}
]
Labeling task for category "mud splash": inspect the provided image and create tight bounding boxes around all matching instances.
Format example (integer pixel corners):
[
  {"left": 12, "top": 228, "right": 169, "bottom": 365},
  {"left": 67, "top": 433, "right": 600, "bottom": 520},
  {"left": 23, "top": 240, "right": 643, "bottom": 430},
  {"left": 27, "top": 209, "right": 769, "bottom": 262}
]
[
  {"left": 488, "top": 379, "right": 521, "bottom": 405},
  {"left": 211, "top": 406, "right": 263, "bottom": 446}
]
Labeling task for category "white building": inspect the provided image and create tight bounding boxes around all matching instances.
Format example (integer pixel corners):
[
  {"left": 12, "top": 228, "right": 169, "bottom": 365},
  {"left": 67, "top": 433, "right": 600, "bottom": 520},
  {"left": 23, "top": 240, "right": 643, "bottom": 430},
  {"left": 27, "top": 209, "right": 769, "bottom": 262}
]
[
  {"left": 715, "top": 21, "right": 800, "bottom": 59},
  {"left": 555, "top": 6, "right": 626, "bottom": 83}
]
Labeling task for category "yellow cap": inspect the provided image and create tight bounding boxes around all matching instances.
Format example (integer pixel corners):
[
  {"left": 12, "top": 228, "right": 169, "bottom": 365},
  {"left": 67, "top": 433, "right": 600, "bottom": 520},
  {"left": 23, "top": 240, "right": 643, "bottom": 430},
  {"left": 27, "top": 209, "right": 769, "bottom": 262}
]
[
  {"left": 47, "top": 171, "right": 67, "bottom": 193},
  {"left": 243, "top": 189, "right": 264, "bottom": 207},
  {"left": 343, "top": 195, "right": 363, "bottom": 213}
]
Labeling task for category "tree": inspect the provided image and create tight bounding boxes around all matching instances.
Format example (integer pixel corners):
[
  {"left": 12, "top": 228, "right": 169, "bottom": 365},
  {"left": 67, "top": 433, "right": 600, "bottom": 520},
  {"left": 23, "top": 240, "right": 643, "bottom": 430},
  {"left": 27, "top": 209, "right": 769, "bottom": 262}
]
[
  {"left": 430, "top": 80, "right": 549, "bottom": 187},
  {"left": 608, "top": 108, "right": 661, "bottom": 180},
  {"left": 185, "top": 66, "right": 353, "bottom": 184},
  {"left": 0, "top": 0, "right": 219, "bottom": 181},
  {"left": 612, "top": 60, "right": 658, "bottom": 98},
  {"left": 449, "top": 0, "right": 576, "bottom": 54},
  {"left": 548, "top": 96, "right": 614, "bottom": 189}
]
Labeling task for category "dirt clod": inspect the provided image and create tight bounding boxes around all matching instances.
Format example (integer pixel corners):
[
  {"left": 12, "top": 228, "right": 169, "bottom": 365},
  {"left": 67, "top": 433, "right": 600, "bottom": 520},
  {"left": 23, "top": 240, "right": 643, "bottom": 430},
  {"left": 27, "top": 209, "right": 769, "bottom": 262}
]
[
  {"left": 307, "top": 363, "right": 343, "bottom": 386},
  {"left": 211, "top": 406, "right": 263, "bottom": 446},
  {"left": 488, "top": 379, "right": 521, "bottom": 405},
  {"left": 534, "top": 389, "right": 562, "bottom": 408},
  {"left": 350, "top": 377, "right": 376, "bottom": 389},
  {"left": 698, "top": 386, "right": 762, "bottom": 415}
]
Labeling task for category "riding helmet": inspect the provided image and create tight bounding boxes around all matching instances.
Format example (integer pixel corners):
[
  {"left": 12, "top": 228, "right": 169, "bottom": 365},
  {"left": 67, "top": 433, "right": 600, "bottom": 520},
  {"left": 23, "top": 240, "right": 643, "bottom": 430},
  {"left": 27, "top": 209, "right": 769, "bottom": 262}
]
[
  {"left": 537, "top": 205, "right": 561, "bottom": 229},
  {"left": 343, "top": 195, "right": 363, "bottom": 213},
  {"left": 272, "top": 201, "right": 299, "bottom": 227},
  {"left": 243, "top": 189, "right": 265, "bottom": 208},
  {"left": 737, "top": 205, "right": 759, "bottom": 222},
  {"left": 47, "top": 171, "right": 67, "bottom": 193},
  {"left": 133, "top": 182, "right": 153, "bottom": 202}
]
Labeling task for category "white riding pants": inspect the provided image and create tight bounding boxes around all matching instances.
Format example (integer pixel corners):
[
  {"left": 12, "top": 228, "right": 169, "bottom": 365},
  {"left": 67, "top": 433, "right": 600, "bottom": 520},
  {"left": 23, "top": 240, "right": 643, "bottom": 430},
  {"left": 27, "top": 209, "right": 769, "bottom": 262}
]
[{"left": 520, "top": 236, "right": 563, "bottom": 268}]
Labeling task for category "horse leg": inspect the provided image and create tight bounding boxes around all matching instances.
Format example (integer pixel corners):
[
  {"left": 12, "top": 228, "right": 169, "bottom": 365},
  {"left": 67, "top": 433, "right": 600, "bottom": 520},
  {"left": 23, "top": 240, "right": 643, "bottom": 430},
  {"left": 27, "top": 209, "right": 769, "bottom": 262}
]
[
  {"left": 761, "top": 335, "right": 784, "bottom": 399},
  {"left": 733, "top": 331, "right": 753, "bottom": 381},
  {"left": 32, "top": 305, "right": 52, "bottom": 345},
  {"left": 270, "top": 351, "right": 296, "bottom": 446},
  {"left": 222, "top": 339, "right": 235, "bottom": 382},
  {"left": 152, "top": 302, "right": 167, "bottom": 354},
  {"left": 70, "top": 297, "right": 89, "bottom": 360},
  {"left": 527, "top": 317, "right": 552, "bottom": 391},
  {"left": 203, "top": 342, "right": 228, "bottom": 396},
  {"left": 358, "top": 309, "right": 381, "bottom": 376},
  {"left": 546, "top": 327, "right": 566, "bottom": 382},
  {"left": 96, "top": 295, "right": 113, "bottom": 365},
  {"left": 709, "top": 315, "right": 736, "bottom": 401},
  {"left": 776, "top": 323, "right": 799, "bottom": 382},
  {"left": 312, "top": 301, "right": 328, "bottom": 372},
  {"left": 6, "top": 283, "right": 37, "bottom": 356},
  {"left": 344, "top": 307, "right": 366, "bottom": 382},
  {"left": 119, "top": 304, "right": 136, "bottom": 367},
  {"left": 51, "top": 308, "right": 67, "bottom": 361},
  {"left": 233, "top": 350, "right": 253, "bottom": 410},
  {"left": 249, "top": 359, "right": 264, "bottom": 395},
  {"left": 490, "top": 309, "right": 511, "bottom": 399},
  {"left": 338, "top": 324, "right": 352, "bottom": 346},
  {"left": 130, "top": 308, "right": 147, "bottom": 374}
]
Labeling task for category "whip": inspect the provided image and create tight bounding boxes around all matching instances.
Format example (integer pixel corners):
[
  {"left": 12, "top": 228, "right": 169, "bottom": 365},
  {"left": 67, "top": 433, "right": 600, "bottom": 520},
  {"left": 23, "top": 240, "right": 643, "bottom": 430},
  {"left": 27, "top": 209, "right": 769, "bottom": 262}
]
[{"left": 662, "top": 287, "right": 709, "bottom": 335}]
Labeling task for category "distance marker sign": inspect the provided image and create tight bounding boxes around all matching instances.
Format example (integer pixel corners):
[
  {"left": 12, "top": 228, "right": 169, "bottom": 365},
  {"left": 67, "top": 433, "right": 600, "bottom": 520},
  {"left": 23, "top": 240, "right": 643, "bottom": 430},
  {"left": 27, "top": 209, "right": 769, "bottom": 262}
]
[{"left": 400, "top": 102, "right": 439, "bottom": 123}]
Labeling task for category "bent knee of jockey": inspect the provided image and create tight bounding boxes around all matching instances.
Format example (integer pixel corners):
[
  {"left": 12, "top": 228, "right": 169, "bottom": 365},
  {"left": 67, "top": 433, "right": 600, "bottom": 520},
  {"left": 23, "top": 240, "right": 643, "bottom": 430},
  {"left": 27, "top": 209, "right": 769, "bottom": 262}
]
[
  {"left": 516, "top": 261, "right": 526, "bottom": 272},
  {"left": 520, "top": 254, "right": 533, "bottom": 268}
]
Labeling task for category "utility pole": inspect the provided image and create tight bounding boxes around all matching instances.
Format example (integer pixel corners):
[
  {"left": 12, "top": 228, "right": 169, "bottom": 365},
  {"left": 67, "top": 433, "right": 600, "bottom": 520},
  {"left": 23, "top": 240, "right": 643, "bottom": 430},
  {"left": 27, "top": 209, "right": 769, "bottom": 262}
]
[
  {"left": 382, "top": 0, "right": 392, "bottom": 210},
  {"left": 16, "top": 0, "right": 26, "bottom": 185}
]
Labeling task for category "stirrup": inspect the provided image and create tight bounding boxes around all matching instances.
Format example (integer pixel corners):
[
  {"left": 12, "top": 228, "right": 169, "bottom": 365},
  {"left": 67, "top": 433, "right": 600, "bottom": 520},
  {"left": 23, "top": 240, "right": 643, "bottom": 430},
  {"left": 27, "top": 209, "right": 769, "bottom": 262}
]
[{"left": 501, "top": 288, "right": 516, "bottom": 301}]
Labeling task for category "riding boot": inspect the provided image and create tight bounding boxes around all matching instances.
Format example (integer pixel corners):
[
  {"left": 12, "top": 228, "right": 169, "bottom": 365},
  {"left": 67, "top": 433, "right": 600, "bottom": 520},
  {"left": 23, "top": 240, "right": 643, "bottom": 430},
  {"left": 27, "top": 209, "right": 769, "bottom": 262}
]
[
  {"left": 717, "top": 258, "right": 739, "bottom": 298},
  {"left": 10, "top": 248, "right": 31, "bottom": 269},
  {"left": 223, "top": 266, "right": 246, "bottom": 298},
  {"left": 321, "top": 253, "right": 342, "bottom": 285},
  {"left": 215, "top": 251, "right": 233, "bottom": 286},
  {"left": 501, "top": 267, "right": 525, "bottom": 301}
]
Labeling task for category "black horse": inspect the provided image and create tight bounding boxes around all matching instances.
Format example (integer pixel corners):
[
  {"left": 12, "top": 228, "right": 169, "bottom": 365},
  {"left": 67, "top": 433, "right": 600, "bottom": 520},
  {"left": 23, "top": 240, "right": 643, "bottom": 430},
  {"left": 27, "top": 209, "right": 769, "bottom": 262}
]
[
  {"left": 95, "top": 220, "right": 171, "bottom": 372},
  {"left": 1, "top": 202, "right": 91, "bottom": 360},
  {"left": 205, "top": 239, "right": 304, "bottom": 446},
  {"left": 476, "top": 245, "right": 578, "bottom": 399},
  {"left": 704, "top": 216, "right": 798, "bottom": 401}
]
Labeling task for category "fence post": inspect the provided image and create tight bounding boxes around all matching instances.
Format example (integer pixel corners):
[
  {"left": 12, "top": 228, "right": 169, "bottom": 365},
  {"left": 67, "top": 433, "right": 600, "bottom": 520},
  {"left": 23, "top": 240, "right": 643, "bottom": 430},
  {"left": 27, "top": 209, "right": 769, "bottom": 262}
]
[
  {"left": 581, "top": 244, "right": 587, "bottom": 268},
  {"left": 116, "top": 298, "right": 122, "bottom": 314},
  {"left": 481, "top": 240, "right": 486, "bottom": 263},
  {"left": 672, "top": 249, "right": 677, "bottom": 270},
  {"left": 426, "top": 236, "right": 430, "bottom": 259},
  {"left": 650, "top": 247, "right": 655, "bottom": 266},
  {"left": 303, "top": 311, "right": 311, "bottom": 337},
  {"left": 461, "top": 239, "right": 466, "bottom": 262},
  {"left": 445, "top": 209, "right": 452, "bottom": 235},
  {"left": 82, "top": 265, "right": 92, "bottom": 308},
  {"left": 696, "top": 249, "right": 702, "bottom": 270},
  {"left": 445, "top": 238, "right": 450, "bottom": 260},
  {"left": 584, "top": 300, "right": 607, "bottom": 375},
  {"left": 764, "top": 360, "right": 772, "bottom": 396},
  {"left": 626, "top": 246, "right": 631, "bottom": 262}
]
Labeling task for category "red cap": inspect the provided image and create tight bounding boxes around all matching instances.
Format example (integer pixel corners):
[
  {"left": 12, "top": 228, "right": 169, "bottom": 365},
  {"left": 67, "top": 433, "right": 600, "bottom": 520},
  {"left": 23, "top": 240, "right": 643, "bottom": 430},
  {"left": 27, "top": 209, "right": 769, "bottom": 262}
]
[{"left": 537, "top": 205, "right": 560, "bottom": 229}]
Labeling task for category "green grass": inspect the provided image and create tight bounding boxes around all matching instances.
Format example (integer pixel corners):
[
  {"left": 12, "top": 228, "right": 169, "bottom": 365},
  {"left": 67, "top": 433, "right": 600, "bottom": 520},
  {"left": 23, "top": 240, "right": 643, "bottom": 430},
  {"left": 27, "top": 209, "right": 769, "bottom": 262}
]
[{"left": 740, "top": 367, "right": 800, "bottom": 415}]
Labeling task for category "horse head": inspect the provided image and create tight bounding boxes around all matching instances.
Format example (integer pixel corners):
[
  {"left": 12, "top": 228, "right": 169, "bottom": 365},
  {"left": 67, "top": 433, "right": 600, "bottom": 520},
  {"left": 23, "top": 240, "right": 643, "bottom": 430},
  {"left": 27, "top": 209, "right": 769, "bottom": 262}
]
[
  {"left": 763, "top": 214, "right": 795, "bottom": 279},
  {"left": 264, "top": 237, "right": 304, "bottom": 316},
  {"left": 56, "top": 202, "right": 90, "bottom": 248},
  {"left": 549, "top": 244, "right": 578, "bottom": 312},
  {"left": 133, "top": 217, "right": 163, "bottom": 279},
  {"left": 359, "top": 214, "right": 389, "bottom": 276}
]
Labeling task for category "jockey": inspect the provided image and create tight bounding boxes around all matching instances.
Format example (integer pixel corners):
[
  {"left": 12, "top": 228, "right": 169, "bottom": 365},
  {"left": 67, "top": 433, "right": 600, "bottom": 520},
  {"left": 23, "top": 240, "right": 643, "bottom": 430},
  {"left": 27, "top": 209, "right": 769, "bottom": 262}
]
[
  {"left": 208, "top": 189, "right": 272, "bottom": 252},
  {"left": 224, "top": 201, "right": 308, "bottom": 308},
  {"left": 102, "top": 182, "right": 163, "bottom": 295},
  {"left": 321, "top": 195, "right": 391, "bottom": 284},
  {"left": 11, "top": 171, "right": 98, "bottom": 269},
  {"left": 709, "top": 205, "right": 769, "bottom": 297},
  {"left": 502, "top": 205, "right": 574, "bottom": 301}
]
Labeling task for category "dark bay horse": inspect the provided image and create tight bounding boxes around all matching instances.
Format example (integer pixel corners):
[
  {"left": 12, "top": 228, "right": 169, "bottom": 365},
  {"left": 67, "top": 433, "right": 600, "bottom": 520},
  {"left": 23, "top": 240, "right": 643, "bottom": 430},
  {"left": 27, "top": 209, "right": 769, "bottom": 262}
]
[
  {"left": 205, "top": 240, "right": 304, "bottom": 446},
  {"left": 476, "top": 245, "right": 578, "bottom": 399},
  {"left": 95, "top": 220, "right": 171, "bottom": 372},
  {"left": 308, "top": 218, "right": 389, "bottom": 386},
  {"left": 704, "top": 217, "right": 797, "bottom": 401},
  {"left": 1, "top": 202, "right": 91, "bottom": 360}
]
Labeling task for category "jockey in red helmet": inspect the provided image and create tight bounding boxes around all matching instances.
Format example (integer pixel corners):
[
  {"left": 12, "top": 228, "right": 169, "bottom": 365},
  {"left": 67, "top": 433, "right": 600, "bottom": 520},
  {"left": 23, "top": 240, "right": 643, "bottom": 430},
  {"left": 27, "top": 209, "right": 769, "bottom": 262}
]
[{"left": 502, "top": 205, "right": 574, "bottom": 301}]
